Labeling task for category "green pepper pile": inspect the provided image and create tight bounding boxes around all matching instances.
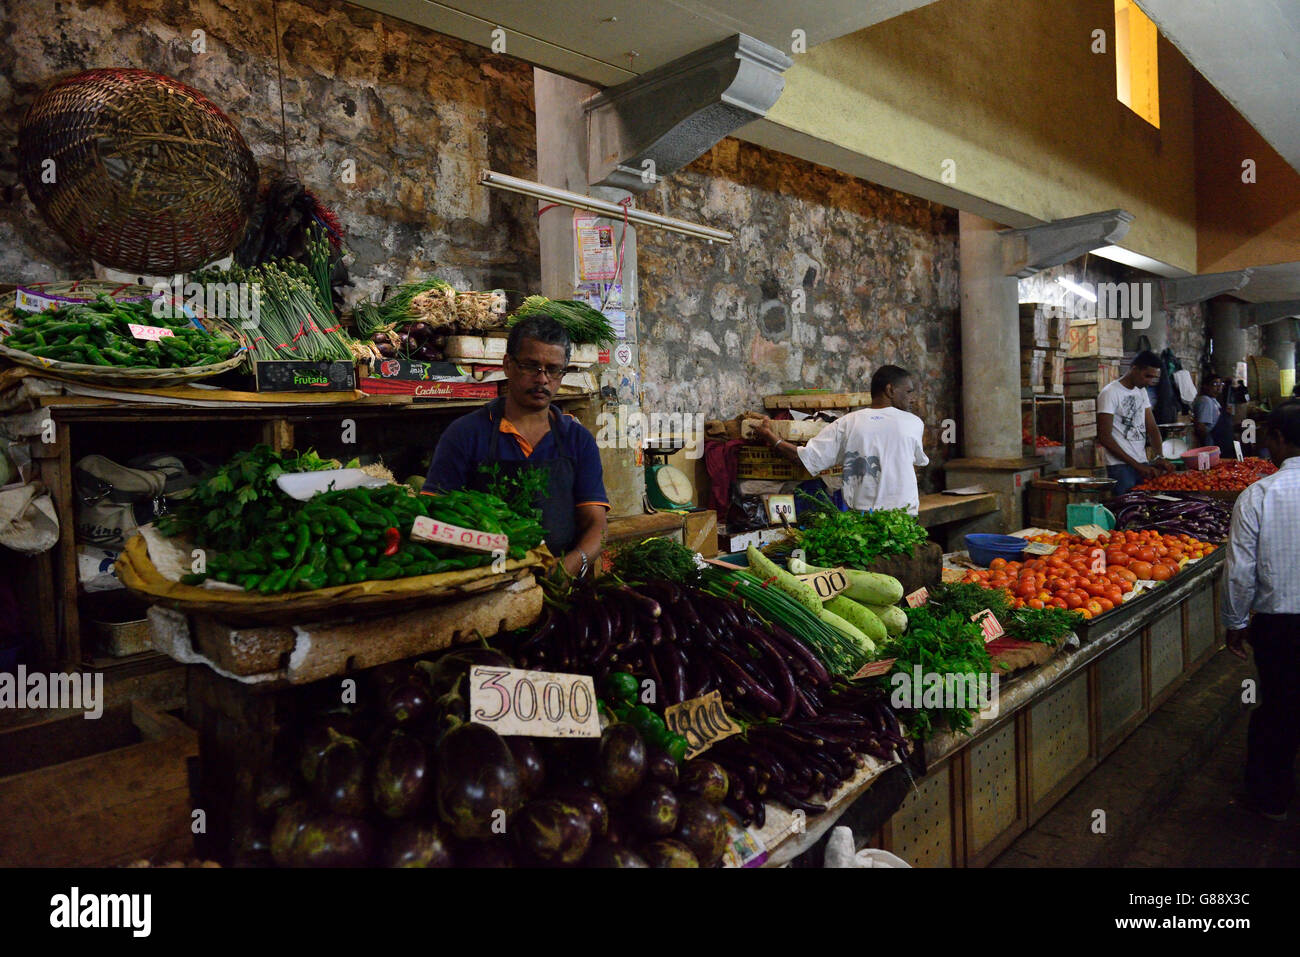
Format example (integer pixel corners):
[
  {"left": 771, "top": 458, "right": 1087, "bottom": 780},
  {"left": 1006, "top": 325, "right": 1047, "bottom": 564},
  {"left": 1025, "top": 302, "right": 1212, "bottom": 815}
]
[
  {"left": 175, "top": 484, "right": 545, "bottom": 594},
  {"left": 2, "top": 295, "right": 241, "bottom": 368},
  {"left": 600, "top": 671, "right": 691, "bottom": 762}
]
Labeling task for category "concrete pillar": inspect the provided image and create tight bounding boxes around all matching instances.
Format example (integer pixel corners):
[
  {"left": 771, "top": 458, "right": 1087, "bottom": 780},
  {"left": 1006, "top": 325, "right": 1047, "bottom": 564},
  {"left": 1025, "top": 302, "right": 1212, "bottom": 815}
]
[
  {"left": 1209, "top": 299, "right": 1248, "bottom": 381},
  {"left": 1263, "top": 320, "right": 1296, "bottom": 397},
  {"left": 958, "top": 212, "right": 1022, "bottom": 459},
  {"left": 534, "top": 69, "right": 644, "bottom": 517}
]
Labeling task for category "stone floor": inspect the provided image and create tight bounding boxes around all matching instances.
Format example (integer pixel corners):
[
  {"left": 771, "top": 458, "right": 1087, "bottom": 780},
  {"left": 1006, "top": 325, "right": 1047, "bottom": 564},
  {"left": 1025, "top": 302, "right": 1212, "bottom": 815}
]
[{"left": 992, "top": 648, "right": 1300, "bottom": 867}]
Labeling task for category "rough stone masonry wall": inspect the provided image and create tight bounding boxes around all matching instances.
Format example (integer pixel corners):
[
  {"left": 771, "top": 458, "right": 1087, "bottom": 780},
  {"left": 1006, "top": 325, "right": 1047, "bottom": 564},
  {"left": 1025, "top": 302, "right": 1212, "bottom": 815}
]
[
  {"left": 636, "top": 139, "right": 962, "bottom": 493},
  {"left": 0, "top": 0, "right": 540, "bottom": 300}
]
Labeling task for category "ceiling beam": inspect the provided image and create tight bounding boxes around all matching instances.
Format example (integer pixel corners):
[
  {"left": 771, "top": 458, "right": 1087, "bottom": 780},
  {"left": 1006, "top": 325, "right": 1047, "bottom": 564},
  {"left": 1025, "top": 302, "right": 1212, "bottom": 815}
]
[
  {"left": 1159, "top": 269, "right": 1253, "bottom": 306},
  {"left": 998, "top": 209, "right": 1135, "bottom": 279},
  {"left": 1239, "top": 300, "right": 1300, "bottom": 328}
]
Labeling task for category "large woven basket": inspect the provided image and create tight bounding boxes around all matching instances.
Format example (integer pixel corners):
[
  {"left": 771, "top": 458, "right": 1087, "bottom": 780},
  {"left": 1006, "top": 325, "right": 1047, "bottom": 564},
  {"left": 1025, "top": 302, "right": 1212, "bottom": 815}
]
[
  {"left": 18, "top": 69, "right": 258, "bottom": 275},
  {"left": 0, "top": 281, "right": 248, "bottom": 389}
]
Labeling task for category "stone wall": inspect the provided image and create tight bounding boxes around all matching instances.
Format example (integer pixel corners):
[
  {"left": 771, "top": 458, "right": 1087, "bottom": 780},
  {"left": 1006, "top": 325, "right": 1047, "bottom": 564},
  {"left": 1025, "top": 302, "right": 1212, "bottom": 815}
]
[
  {"left": 635, "top": 139, "right": 961, "bottom": 492},
  {"left": 0, "top": 0, "right": 539, "bottom": 299}
]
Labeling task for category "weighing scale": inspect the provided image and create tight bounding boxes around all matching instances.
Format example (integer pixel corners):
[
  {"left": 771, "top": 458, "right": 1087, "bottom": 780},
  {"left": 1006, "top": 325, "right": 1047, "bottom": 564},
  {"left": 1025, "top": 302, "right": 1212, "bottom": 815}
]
[
  {"left": 1055, "top": 475, "right": 1117, "bottom": 532},
  {"left": 643, "top": 437, "right": 694, "bottom": 511}
]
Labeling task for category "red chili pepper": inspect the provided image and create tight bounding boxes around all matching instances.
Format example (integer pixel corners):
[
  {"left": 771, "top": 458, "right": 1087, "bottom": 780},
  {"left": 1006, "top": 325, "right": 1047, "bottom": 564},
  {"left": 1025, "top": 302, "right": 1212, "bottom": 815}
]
[{"left": 383, "top": 527, "right": 401, "bottom": 557}]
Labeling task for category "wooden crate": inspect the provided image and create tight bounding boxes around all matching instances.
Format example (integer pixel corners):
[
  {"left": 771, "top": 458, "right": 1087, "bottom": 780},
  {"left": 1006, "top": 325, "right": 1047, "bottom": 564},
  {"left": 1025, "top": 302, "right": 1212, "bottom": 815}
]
[
  {"left": 0, "top": 701, "right": 198, "bottom": 866},
  {"left": 1045, "top": 350, "right": 1066, "bottom": 394},
  {"left": 1020, "top": 348, "right": 1047, "bottom": 393},
  {"left": 1066, "top": 320, "right": 1125, "bottom": 358},
  {"left": 739, "top": 417, "right": 827, "bottom": 442},
  {"left": 1019, "top": 304, "right": 1050, "bottom": 348}
]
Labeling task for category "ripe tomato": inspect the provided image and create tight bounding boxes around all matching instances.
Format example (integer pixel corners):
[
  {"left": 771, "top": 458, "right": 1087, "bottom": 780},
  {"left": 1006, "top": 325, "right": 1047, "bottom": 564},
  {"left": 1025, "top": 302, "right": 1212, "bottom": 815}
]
[
  {"left": 1137, "top": 546, "right": 1157, "bottom": 563},
  {"left": 1085, "top": 599, "right": 1104, "bottom": 616},
  {"left": 1151, "top": 563, "right": 1174, "bottom": 581},
  {"left": 1130, "top": 560, "right": 1154, "bottom": 579},
  {"left": 1028, "top": 598, "right": 1045, "bottom": 609},
  {"left": 1096, "top": 598, "right": 1115, "bottom": 612},
  {"left": 990, "top": 558, "right": 1007, "bottom": 570}
]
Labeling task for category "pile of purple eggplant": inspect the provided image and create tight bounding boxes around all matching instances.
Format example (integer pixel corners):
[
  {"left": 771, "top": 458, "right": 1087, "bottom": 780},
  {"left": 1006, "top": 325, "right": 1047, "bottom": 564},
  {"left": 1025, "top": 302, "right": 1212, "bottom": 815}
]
[
  {"left": 509, "top": 581, "right": 909, "bottom": 830},
  {"left": 514, "top": 581, "right": 832, "bottom": 722},
  {"left": 1111, "top": 491, "right": 1232, "bottom": 542}
]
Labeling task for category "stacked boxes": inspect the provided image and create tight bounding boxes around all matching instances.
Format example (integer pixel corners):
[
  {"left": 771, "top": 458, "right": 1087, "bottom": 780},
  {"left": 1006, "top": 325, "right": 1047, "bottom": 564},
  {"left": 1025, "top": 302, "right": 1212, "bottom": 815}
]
[
  {"left": 1021, "top": 348, "right": 1047, "bottom": 393},
  {"left": 1065, "top": 399, "right": 1098, "bottom": 469},
  {"left": 1064, "top": 357, "right": 1120, "bottom": 399},
  {"left": 1065, "top": 319, "right": 1125, "bottom": 358}
]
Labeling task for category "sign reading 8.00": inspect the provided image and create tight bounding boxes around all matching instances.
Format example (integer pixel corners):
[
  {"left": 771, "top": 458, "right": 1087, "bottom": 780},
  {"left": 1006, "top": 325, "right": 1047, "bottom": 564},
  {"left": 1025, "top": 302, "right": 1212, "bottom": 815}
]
[{"left": 469, "top": 666, "right": 601, "bottom": 738}]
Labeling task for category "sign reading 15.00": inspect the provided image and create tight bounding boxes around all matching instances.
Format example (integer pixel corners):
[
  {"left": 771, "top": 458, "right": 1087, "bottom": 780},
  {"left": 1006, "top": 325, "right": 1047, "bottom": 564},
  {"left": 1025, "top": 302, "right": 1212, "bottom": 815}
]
[{"left": 469, "top": 666, "right": 601, "bottom": 738}]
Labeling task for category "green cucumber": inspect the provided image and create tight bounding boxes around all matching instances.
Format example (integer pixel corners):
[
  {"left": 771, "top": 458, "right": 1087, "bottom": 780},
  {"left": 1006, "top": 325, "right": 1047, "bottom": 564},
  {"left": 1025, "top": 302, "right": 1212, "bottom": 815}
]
[
  {"left": 818, "top": 607, "right": 874, "bottom": 656},
  {"left": 826, "top": 595, "right": 887, "bottom": 646},
  {"left": 865, "top": 602, "right": 909, "bottom": 637},
  {"left": 746, "top": 545, "right": 823, "bottom": 615}
]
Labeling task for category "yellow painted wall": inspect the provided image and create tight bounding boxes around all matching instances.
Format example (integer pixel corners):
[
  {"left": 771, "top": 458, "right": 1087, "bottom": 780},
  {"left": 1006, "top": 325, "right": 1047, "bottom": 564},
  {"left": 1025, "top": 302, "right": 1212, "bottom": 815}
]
[
  {"left": 1194, "top": 74, "right": 1300, "bottom": 272},
  {"left": 758, "top": 0, "right": 1199, "bottom": 271}
]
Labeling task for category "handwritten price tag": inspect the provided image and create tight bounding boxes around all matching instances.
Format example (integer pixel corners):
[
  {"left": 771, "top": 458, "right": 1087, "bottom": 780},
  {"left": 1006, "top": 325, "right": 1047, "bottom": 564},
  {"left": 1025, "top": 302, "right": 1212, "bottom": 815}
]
[
  {"left": 1073, "top": 524, "right": 1107, "bottom": 540},
  {"left": 764, "top": 493, "right": 796, "bottom": 525},
  {"left": 852, "top": 657, "right": 897, "bottom": 680},
  {"left": 1023, "top": 541, "right": 1058, "bottom": 555},
  {"left": 972, "top": 609, "right": 1005, "bottom": 642},
  {"left": 410, "top": 515, "right": 508, "bottom": 553},
  {"left": 664, "top": 691, "right": 741, "bottom": 758},
  {"left": 469, "top": 666, "right": 600, "bottom": 738},
  {"left": 795, "top": 566, "right": 850, "bottom": 601},
  {"left": 905, "top": 587, "right": 929, "bottom": 607},
  {"left": 127, "top": 323, "right": 175, "bottom": 341}
]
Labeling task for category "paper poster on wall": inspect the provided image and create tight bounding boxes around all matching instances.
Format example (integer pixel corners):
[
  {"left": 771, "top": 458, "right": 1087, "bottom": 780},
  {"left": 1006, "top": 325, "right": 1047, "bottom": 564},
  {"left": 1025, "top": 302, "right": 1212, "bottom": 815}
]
[{"left": 575, "top": 212, "right": 617, "bottom": 281}]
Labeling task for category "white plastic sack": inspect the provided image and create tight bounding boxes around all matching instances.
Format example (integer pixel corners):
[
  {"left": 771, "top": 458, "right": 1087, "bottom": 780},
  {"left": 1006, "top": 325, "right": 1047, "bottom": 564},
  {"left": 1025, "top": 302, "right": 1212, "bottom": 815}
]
[
  {"left": 1174, "top": 369, "right": 1197, "bottom": 405},
  {"left": 823, "top": 825, "right": 912, "bottom": 868},
  {"left": 78, "top": 546, "right": 124, "bottom": 592},
  {"left": 0, "top": 483, "right": 59, "bottom": 554}
]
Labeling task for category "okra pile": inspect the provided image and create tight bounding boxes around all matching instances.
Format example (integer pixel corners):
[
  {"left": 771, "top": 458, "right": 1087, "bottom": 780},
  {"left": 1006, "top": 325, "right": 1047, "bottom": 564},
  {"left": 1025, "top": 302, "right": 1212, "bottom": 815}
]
[
  {"left": 178, "top": 484, "right": 545, "bottom": 594},
  {"left": 1, "top": 294, "right": 241, "bottom": 368}
]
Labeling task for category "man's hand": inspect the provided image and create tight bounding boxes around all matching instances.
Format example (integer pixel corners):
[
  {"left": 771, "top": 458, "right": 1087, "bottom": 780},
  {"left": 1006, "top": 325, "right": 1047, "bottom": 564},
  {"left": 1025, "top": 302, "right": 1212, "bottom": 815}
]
[
  {"left": 1136, "top": 463, "right": 1158, "bottom": 480},
  {"left": 561, "top": 549, "right": 586, "bottom": 578},
  {"left": 1156, "top": 458, "right": 1176, "bottom": 473},
  {"left": 1226, "top": 626, "right": 1250, "bottom": 661},
  {"left": 750, "top": 417, "right": 778, "bottom": 448}
]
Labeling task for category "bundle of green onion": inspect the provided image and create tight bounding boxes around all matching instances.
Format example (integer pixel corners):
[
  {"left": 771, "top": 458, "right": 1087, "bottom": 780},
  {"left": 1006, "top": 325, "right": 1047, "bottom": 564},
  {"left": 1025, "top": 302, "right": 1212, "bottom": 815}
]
[
  {"left": 699, "top": 566, "right": 869, "bottom": 676},
  {"left": 353, "top": 278, "right": 454, "bottom": 336},
  {"left": 509, "top": 295, "right": 617, "bottom": 347}
]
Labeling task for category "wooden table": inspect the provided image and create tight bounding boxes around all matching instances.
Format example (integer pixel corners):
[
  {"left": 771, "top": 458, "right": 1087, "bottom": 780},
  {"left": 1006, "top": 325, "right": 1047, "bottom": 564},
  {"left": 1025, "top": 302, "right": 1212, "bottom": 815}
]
[{"left": 918, "top": 492, "right": 1001, "bottom": 550}]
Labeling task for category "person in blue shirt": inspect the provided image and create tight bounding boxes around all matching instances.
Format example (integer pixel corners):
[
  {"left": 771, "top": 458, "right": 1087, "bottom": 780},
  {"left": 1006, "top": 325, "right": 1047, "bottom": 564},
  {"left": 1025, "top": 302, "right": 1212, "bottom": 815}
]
[{"left": 423, "top": 315, "right": 609, "bottom": 578}]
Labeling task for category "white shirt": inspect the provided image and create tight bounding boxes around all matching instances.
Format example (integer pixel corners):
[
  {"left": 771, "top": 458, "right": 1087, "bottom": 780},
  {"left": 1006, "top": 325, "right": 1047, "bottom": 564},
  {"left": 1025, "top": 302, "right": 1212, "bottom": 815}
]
[
  {"left": 1222, "top": 457, "right": 1300, "bottom": 630},
  {"left": 1097, "top": 379, "right": 1152, "bottom": 467},
  {"left": 796, "top": 406, "right": 928, "bottom": 514}
]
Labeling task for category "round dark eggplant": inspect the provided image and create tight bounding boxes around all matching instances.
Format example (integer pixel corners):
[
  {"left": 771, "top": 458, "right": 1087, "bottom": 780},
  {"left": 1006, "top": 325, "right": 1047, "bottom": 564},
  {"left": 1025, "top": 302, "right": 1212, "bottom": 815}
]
[
  {"left": 507, "top": 737, "right": 546, "bottom": 798},
  {"left": 372, "top": 731, "right": 431, "bottom": 819},
  {"left": 294, "top": 814, "right": 376, "bottom": 867},
  {"left": 640, "top": 838, "right": 699, "bottom": 868},
  {"left": 253, "top": 763, "right": 297, "bottom": 817},
  {"left": 644, "top": 746, "right": 679, "bottom": 787},
  {"left": 382, "top": 820, "right": 455, "bottom": 868},
  {"left": 270, "top": 800, "right": 312, "bottom": 867},
  {"left": 626, "top": 782, "right": 679, "bottom": 837},
  {"left": 674, "top": 796, "right": 727, "bottom": 867},
  {"left": 298, "top": 718, "right": 360, "bottom": 784},
  {"left": 419, "top": 648, "right": 513, "bottom": 698},
  {"left": 456, "top": 838, "right": 517, "bottom": 868},
  {"left": 434, "top": 723, "right": 523, "bottom": 839},
  {"left": 513, "top": 799, "right": 592, "bottom": 866},
  {"left": 312, "top": 730, "right": 370, "bottom": 817},
  {"left": 548, "top": 785, "right": 608, "bottom": 839},
  {"left": 382, "top": 677, "right": 432, "bottom": 727},
  {"left": 678, "top": 759, "right": 729, "bottom": 805},
  {"left": 596, "top": 723, "right": 647, "bottom": 799},
  {"left": 584, "top": 841, "right": 649, "bottom": 868}
]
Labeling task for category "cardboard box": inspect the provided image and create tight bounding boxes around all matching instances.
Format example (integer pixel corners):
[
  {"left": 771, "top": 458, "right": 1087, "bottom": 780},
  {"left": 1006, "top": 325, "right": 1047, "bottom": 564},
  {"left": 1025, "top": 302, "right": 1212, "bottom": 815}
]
[
  {"left": 359, "top": 358, "right": 498, "bottom": 400},
  {"left": 683, "top": 509, "right": 718, "bottom": 558},
  {"left": 254, "top": 360, "right": 357, "bottom": 392}
]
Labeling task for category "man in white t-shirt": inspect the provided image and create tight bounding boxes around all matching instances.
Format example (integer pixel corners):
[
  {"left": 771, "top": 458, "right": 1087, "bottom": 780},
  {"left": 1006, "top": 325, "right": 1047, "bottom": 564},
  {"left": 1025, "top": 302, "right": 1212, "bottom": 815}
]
[
  {"left": 752, "top": 366, "right": 929, "bottom": 515},
  {"left": 1096, "top": 350, "right": 1174, "bottom": 495}
]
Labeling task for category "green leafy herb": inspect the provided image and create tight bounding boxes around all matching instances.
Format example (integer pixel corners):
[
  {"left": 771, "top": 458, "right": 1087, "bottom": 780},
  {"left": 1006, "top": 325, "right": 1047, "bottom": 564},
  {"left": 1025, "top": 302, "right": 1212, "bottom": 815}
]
[
  {"left": 880, "top": 604, "right": 993, "bottom": 740},
  {"left": 790, "top": 491, "right": 929, "bottom": 568},
  {"left": 475, "top": 462, "right": 548, "bottom": 524},
  {"left": 611, "top": 537, "right": 701, "bottom": 585},
  {"left": 925, "top": 582, "right": 1079, "bottom": 645}
]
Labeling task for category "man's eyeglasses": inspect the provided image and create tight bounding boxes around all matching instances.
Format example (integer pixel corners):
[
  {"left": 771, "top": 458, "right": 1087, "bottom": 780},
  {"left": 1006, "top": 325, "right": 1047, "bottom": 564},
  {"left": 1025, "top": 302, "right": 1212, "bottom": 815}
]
[{"left": 509, "top": 357, "right": 567, "bottom": 379}]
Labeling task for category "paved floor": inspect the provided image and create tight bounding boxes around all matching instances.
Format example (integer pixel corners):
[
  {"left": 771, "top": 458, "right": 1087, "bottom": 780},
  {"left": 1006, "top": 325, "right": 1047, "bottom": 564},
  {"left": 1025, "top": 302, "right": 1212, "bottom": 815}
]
[{"left": 993, "top": 648, "right": 1300, "bottom": 867}]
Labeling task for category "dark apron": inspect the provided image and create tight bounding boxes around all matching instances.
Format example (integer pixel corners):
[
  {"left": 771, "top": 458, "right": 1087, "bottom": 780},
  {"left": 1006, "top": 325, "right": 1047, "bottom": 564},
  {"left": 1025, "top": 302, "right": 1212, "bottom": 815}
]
[
  {"left": 469, "top": 398, "right": 578, "bottom": 555},
  {"left": 1211, "top": 400, "right": 1236, "bottom": 459}
]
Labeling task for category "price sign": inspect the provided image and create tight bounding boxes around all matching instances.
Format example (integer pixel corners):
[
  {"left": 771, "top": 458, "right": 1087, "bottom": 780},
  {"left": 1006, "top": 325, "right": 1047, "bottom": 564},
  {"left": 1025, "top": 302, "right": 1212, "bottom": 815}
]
[
  {"left": 1023, "top": 541, "right": 1058, "bottom": 555},
  {"left": 905, "top": 587, "right": 929, "bottom": 607},
  {"left": 971, "top": 609, "right": 1004, "bottom": 642},
  {"left": 128, "top": 323, "right": 175, "bottom": 341},
  {"left": 1073, "top": 524, "right": 1107, "bottom": 540},
  {"left": 1197, "top": 452, "right": 1212, "bottom": 471},
  {"left": 795, "top": 566, "right": 849, "bottom": 601},
  {"left": 410, "top": 515, "right": 508, "bottom": 553},
  {"left": 852, "top": 657, "right": 897, "bottom": 680},
  {"left": 664, "top": 691, "right": 741, "bottom": 758},
  {"left": 764, "top": 493, "right": 796, "bottom": 525},
  {"left": 469, "top": 666, "right": 600, "bottom": 738}
]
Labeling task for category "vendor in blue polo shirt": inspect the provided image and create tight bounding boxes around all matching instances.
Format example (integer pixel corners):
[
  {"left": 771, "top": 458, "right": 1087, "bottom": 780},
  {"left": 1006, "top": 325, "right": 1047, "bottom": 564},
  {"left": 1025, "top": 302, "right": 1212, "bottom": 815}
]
[{"left": 423, "top": 314, "right": 609, "bottom": 578}]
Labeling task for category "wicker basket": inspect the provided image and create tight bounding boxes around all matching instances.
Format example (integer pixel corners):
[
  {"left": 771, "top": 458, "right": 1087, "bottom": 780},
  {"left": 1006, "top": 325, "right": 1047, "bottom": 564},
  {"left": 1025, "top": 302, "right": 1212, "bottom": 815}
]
[
  {"left": 0, "top": 282, "right": 248, "bottom": 388},
  {"left": 18, "top": 68, "right": 258, "bottom": 275}
]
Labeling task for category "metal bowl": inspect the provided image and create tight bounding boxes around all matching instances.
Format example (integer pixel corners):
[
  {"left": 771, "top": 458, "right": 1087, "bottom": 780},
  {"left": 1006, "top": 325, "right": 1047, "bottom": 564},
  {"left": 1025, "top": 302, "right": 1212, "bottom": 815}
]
[{"left": 1056, "top": 476, "right": 1116, "bottom": 487}]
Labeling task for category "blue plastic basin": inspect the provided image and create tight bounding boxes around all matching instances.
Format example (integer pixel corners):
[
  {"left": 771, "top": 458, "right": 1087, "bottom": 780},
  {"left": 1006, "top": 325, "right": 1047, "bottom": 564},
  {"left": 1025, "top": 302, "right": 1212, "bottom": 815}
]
[{"left": 965, "top": 533, "right": 1028, "bottom": 567}]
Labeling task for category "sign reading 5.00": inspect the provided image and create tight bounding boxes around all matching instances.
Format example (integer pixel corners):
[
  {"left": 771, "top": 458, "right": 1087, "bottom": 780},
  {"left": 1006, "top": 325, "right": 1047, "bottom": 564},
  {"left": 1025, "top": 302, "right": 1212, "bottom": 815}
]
[{"left": 469, "top": 666, "right": 601, "bottom": 738}]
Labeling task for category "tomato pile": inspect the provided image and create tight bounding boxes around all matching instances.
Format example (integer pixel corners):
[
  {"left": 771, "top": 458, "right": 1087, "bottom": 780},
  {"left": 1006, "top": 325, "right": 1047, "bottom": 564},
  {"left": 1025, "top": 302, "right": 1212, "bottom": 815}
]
[
  {"left": 1135, "top": 457, "right": 1276, "bottom": 492},
  {"left": 960, "top": 529, "right": 1217, "bottom": 620}
]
